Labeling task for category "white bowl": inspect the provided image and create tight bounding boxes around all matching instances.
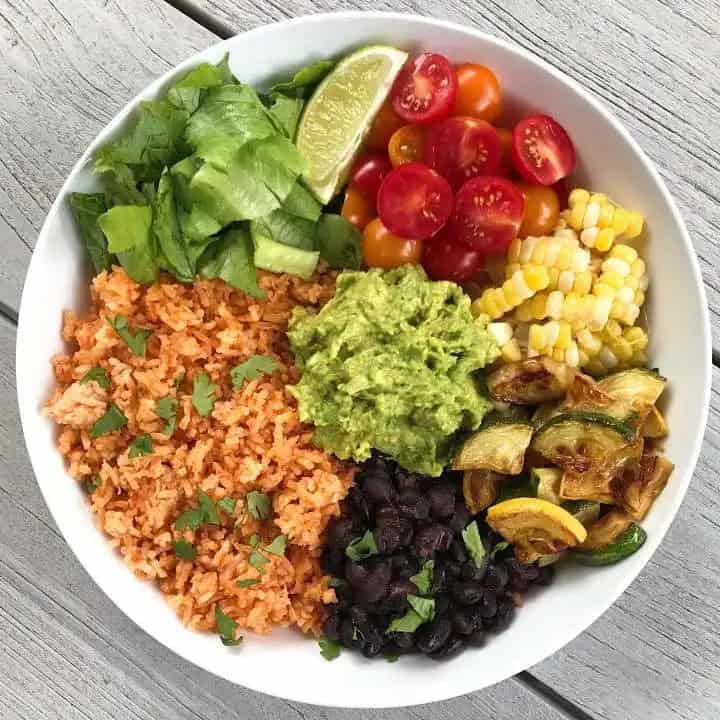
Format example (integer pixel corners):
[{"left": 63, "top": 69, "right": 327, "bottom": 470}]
[{"left": 16, "top": 11, "right": 712, "bottom": 709}]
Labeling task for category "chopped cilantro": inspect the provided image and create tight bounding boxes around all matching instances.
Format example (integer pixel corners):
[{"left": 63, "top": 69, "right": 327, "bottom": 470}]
[
  {"left": 249, "top": 534, "right": 260, "bottom": 548},
  {"left": 192, "top": 372, "right": 217, "bottom": 416},
  {"left": 318, "top": 635, "right": 342, "bottom": 661},
  {"left": 409, "top": 560, "right": 434, "bottom": 595},
  {"left": 462, "top": 521, "right": 487, "bottom": 569},
  {"left": 328, "top": 577, "right": 346, "bottom": 589},
  {"left": 173, "top": 488, "right": 219, "bottom": 530},
  {"left": 265, "top": 535, "right": 287, "bottom": 556},
  {"left": 79, "top": 367, "right": 110, "bottom": 389},
  {"left": 83, "top": 476, "right": 101, "bottom": 494},
  {"left": 249, "top": 549, "right": 268, "bottom": 571},
  {"left": 490, "top": 541, "right": 510, "bottom": 558},
  {"left": 230, "top": 355, "right": 279, "bottom": 389},
  {"left": 197, "top": 489, "right": 220, "bottom": 525},
  {"left": 345, "top": 530, "right": 378, "bottom": 561},
  {"left": 108, "top": 315, "right": 152, "bottom": 357},
  {"left": 387, "top": 609, "right": 424, "bottom": 634},
  {"left": 218, "top": 496, "right": 236, "bottom": 515},
  {"left": 155, "top": 396, "right": 178, "bottom": 435},
  {"left": 173, "top": 371, "right": 186, "bottom": 390},
  {"left": 236, "top": 578, "right": 260, "bottom": 588},
  {"left": 384, "top": 653, "right": 400, "bottom": 663},
  {"left": 128, "top": 433, "right": 153, "bottom": 458},
  {"left": 90, "top": 402, "right": 128, "bottom": 439},
  {"left": 407, "top": 594, "right": 435, "bottom": 622},
  {"left": 173, "top": 540, "right": 197, "bottom": 561},
  {"left": 174, "top": 508, "right": 203, "bottom": 531},
  {"left": 214, "top": 605, "right": 242, "bottom": 646},
  {"left": 246, "top": 490, "right": 271, "bottom": 520}
]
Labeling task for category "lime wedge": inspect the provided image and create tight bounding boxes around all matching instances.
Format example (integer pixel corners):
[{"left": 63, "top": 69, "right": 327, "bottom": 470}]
[{"left": 296, "top": 45, "right": 408, "bottom": 204}]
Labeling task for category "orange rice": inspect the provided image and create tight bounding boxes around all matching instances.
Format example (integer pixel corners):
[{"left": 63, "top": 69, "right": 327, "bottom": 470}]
[{"left": 45, "top": 266, "right": 354, "bottom": 637}]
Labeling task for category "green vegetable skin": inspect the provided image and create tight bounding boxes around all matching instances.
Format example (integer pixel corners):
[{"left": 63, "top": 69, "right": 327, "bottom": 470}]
[
  {"left": 571, "top": 524, "right": 647, "bottom": 566},
  {"left": 288, "top": 266, "right": 500, "bottom": 476}
]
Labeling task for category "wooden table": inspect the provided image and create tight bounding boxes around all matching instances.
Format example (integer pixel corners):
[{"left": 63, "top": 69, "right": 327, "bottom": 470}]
[{"left": 1, "top": 2, "right": 718, "bottom": 718}]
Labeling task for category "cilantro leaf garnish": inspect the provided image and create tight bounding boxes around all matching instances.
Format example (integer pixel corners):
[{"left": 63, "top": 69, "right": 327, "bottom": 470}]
[
  {"left": 249, "top": 549, "right": 268, "bottom": 571},
  {"left": 345, "top": 530, "right": 378, "bottom": 561},
  {"left": 462, "top": 521, "right": 487, "bottom": 569},
  {"left": 490, "top": 541, "right": 510, "bottom": 558},
  {"left": 108, "top": 315, "right": 152, "bottom": 357},
  {"left": 79, "top": 367, "right": 110, "bottom": 389},
  {"left": 328, "top": 577, "right": 346, "bottom": 589},
  {"left": 90, "top": 402, "right": 128, "bottom": 439},
  {"left": 197, "top": 489, "right": 220, "bottom": 525},
  {"left": 230, "top": 355, "right": 279, "bottom": 389},
  {"left": 407, "top": 594, "right": 435, "bottom": 622},
  {"left": 384, "top": 653, "right": 400, "bottom": 663},
  {"left": 192, "top": 372, "right": 217, "bottom": 416},
  {"left": 83, "top": 476, "right": 101, "bottom": 495},
  {"left": 318, "top": 635, "right": 342, "bottom": 661},
  {"left": 248, "top": 534, "right": 260, "bottom": 548},
  {"left": 173, "top": 489, "right": 220, "bottom": 530},
  {"left": 218, "top": 497, "right": 236, "bottom": 515},
  {"left": 174, "top": 508, "right": 203, "bottom": 531},
  {"left": 155, "top": 396, "right": 178, "bottom": 435},
  {"left": 173, "top": 540, "right": 197, "bottom": 561},
  {"left": 264, "top": 535, "right": 287, "bottom": 556},
  {"left": 386, "top": 595, "right": 435, "bottom": 635},
  {"left": 214, "top": 605, "right": 242, "bottom": 646},
  {"left": 409, "top": 560, "right": 434, "bottom": 595},
  {"left": 236, "top": 578, "right": 260, "bottom": 588},
  {"left": 128, "top": 433, "right": 153, "bottom": 458},
  {"left": 245, "top": 491, "right": 271, "bottom": 520}
]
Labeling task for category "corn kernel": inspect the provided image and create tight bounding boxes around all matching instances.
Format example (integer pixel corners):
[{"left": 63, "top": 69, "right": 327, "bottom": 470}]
[
  {"left": 515, "top": 301, "right": 533, "bottom": 323},
  {"left": 612, "top": 207, "right": 630, "bottom": 235},
  {"left": 630, "top": 258, "right": 646, "bottom": 278},
  {"left": 569, "top": 188, "right": 590, "bottom": 206},
  {"left": 574, "top": 270, "right": 593, "bottom": 295},
  {"left": 580, "top": 227, "right": 598, "bottom": 248},
  {"left": 531, "top": 293, "right": 547, "bottom": 320},
  {"left": 558, "top": 270, "right": 574, "bottom": 294},
  {"left": 593, "top": 282, "right": 615, "bottom": 298},
  {"left": 606, "top": 319, "right": 623, "bottom": 337},
  {"left": 502, "top": 339, "right": 523, "bottom": 362},
  {"left": 598, "top": 202, "right": 615, "bottom": 228},
  {"left": 625, "top": 211, "right": 644, "bottom": 238},
  {"left": 595, "top": 228, "right": 616, "bottom": 252},
  {"left": 583, "top": 201, "right": 601, "bottom": 229},
  {"left": 552, "top": 348, "right": 565, "bottom": 362},
  {"left": 519, "top": 237, "right": 538, "bottom": 264},
  {"left": 546, "top": 291, "right": 563, "bottom": 319},
  {"left": 524, "top": 266, "right": 550, "bottom": 291},
  {"left": 601, "top": 270, "right": 625, "bottom": 290},
  {"left": 625, "top": 275, "right": 640, "bottom": 291},
  {"left": 598, "top": 346, "right": 619, "bottom": 370},
  {"left": 602, "top": 257, "right": 631, "bottom": 277},
  {"left": 635, "top": 291, "right": 646, "bottom": 307},
  {"left": 565, "top": 342, "right": 580, "bottom": 367},
  {"left": 556, "top": 321, "right": 572, "bottom": 350},
  {"left": 529, "top": 324, "right": 546, "bottom": 351},
  {"left": 568, "top": 202, "right": 587, "bottom": 230},
  {"left": 488, "top": 322, "right": 514, "bottom": 347},
  {"left": 611, "top": 244, "right": 638, "bottom": 264}
]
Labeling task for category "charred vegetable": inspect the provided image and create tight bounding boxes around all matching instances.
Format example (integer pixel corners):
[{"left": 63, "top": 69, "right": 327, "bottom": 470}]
[
  {"left": 496, "top": 473, "right": 539, "bottom": 502},
  {"left": 561, "top": 500, "right": 601, "bottom": 526},
  {"left": 487, "top": 497, "right": 587, "bottom": 564},
  {"left": 532, "top": 468, "right": 562, "bottom": 505},
  {"left": 642, "top": 407, "right": 668, "bottom": 439},
  {"left": 487, "top": 358, "right": 577, "bottom": 405},
  {"left": 453, "top": 417, "right": 533, "bottom": 474},
  {"left": 598, "top": 368, "right": 666, "bottom": 411},
  {"left": 532, "top": 411, "right": 637, "bottom": 473},
  {"left": 560, "top": 470, "right": 615, "bottom": 504},
  {"left": 463, "top": 469, "right": 504, "bottom": 513},
  {"left": 571, "top": 523, "right": 647, "bottom": 565},
  {"left": 617, "top": 452, "right": 674, "bottom": 520},
  {"left": 580, "top": 509, "right": 634, "bottom": 550}
]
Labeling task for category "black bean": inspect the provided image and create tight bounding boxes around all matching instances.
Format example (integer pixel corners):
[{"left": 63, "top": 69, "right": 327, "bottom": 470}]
[
  {"left": 361, "top": 625, "right": 386, "bottom": 658},
  {"left": 326, "top": 518, "right": 355, "bottom": 550},
  {"left": 450, "top": 608, "right": 476, "bottom": 636},
  {"left": 390, "top": 552, "right": 418, "bottom": 579},
  {"left": 375, "top": 506, "right": 400, "bottom": 525},
  {"left": 492, "top": 598, "right": 516, "bottom": 631},
  {"left": 430, "top": 635, "right": 465, "bottom": 660},
  {"left": 323, "top": 612, "right": 341, "bottom": 642},
  {"left": 434, "top": 594, "right": 450, "bottom": 616},
  {"left": 380, "top": 579, "right": 414, "bottom": 614},
  {"left": 451, "top": 581, "right": 484, "bottom": 606},
  {"left": 451, "top": 538, "right": 469, "bottom": 564},
  {"left": 427, "top": 483, "right": 456, "bottom": 519},
  {"left": 416, "top": 618, "right": 452, "bottom": 654},
  {"left": 348, "top": 486, "right": 371, "bottom": 522},
  {"left": 398, "top": 489, "right": 430, "bottom": 520},
  {"left": 478, "top": 589, "right": 498, "bottom": 618},
  {"left": 444, "top": 560, "right": 463, "bottom": 579},
  {"left": 375, "top": 523, "right": 401, "bottom": 554},
  {"left": 340, "top": 617, "right": 364, "bottom": 649},
  {"left": 397, "top": 517, "right": 414, "bottom": 547},
  {"left": 536, "top": 564, "right": 555, "bottom": 586},
  {"left": 466, "top": 629, "right": 486, "bottom": 647},
  {"left": 482, "top": 564, "right": 509, "bottom": 592},
  {"left": 355, "top": 562, "right": 391, "bottom": 605},
  {"left": 345, "top": 559, "right": 369, "bottom": 587},
  {"left": 461, "top": 560, "right": 488, "bottom": 582},
  {"left": 448, "top": 501, "right": 471, "bottom": 532},
  {"left": 321, "top": 546, "right": 346, "bottom": 576},
  {"left": 413, "top": 524, "right": 453, "bottom": 558},
  {"left": 362, "top": 471, "right": 396, "bottom": 506},
  {"left": 395, "top": 468, "right": 419, "bottom": 491},
  {"left": 429, "top": 562, "right": 448, "bottom": 594},
  {"left": 390, "top": 631, "right": 415, "bottom": 650}
]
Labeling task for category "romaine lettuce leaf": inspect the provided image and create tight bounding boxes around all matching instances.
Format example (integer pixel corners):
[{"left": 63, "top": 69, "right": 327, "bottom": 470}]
[
  {"left": 98, "top": 205, "right": 158, "bottom": 284},
  {"left": 168, "top": 60, "right": 233, "bottom": 114},
  {"left": 254, "top": 210, "right": 317, "bottom": 251},
  {"left": 282, "top": 182, "right": 322, "bottom": 221},
  {"left": 69, "top": 193, "right": 114, "bottom": 273},
  {"left": 271, "top": 59, "right": 334, "bottom": 97},
  {"left": 316, "top": 214, "right": 363, "bottom": 269},
  {"left": 267, "top": 93, "right": 304, "bottom": 139},
  {"left": 153, "top": 170, "right": 193, "bottom": 281}
]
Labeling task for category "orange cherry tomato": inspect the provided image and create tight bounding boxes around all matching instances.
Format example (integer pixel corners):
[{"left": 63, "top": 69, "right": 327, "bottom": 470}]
[
  {"left": 362, "top": 218, "right": 423, "bottom": 269},
  {"left": 365, "top": 99, "right": 405, "bottom": 152},
  {"left": 388, "top": 125, "right": 426, "bottom": 167},
  {"left": 454, "top": 64, "right": 502, "bottom": 123},
  {"left": 518, "top": 183, "right": 560, "bottom": 238},
  {"left": 497, "top": 127, "right": 513, "bottom": 172},
  {"left": 341, "top": 186, "right": 375, "bottom": 231}
]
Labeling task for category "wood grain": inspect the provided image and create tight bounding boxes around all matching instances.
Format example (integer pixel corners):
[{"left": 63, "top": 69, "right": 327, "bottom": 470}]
[
  {"left": 174, "top": 0, "right": 720, "bottom": 350},
  {"left": 0, "top": 314, "right": 569, "bottom": 719}
]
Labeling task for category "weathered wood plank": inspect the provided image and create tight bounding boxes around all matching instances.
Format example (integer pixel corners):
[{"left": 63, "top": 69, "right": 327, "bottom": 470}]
[
  {"left": 178, "top": 0, "right": 720, "bottom": 349},
  {"left": 0, "top": 0, "right": 216, "bottom": 313},
  {"left": 0, "top": 316, "right": 568, "bottom": 720}
]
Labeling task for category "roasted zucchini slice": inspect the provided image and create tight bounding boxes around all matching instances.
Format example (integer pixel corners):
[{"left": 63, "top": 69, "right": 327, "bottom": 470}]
[
  {"left": 561, "top": 500, "right": 601, "bottom": 526},
  {"left": 532, "top": 468, "right": 563, "bottom": 505},
  {"left": 571, "top": 523, "right": 647, "bottom": 565},
  {"left": 598, "top": 368, "right": 666, "bottom": 410},
  {"left": 617, "top": 452, "right": 674, "bottom": 520},
  {"left": 463, "top": 470, "right": 504, "bottom": 514},
  {"left": 496, "top": 473, "right": 540, "bottom": 502},
  {"left": 487, "top": 358, "right": 577, "bottom": 405},
  {"left": 531, "top": 402, "right": 558, "bottom": 429},
  {"left": 532, "top": 411, "right": 636, "bottom": 473},
  {"left": 560, "top": 470, "right": 615, "bottom": 504},
  {"left": 487, "top": 497, "right": 587, "bottom": 564},
  {"left": 453, "top": 420, "right": 533, "bottom": 474},
  {"left": 580, "top": 508, "right": 634, "bottom": 550},
  {"left": 642, "top": 406, "right": 668, "bottom": 439}
]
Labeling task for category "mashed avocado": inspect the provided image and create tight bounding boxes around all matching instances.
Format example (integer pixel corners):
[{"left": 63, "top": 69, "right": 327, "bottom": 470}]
[{"left": 288, "top": 265, "right": 499, "bottom": 476}]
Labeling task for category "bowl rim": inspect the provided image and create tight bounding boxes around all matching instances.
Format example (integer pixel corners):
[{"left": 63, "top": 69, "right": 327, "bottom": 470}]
[{"left": 15, "top": 10, "right": 712, "bottom": 708}]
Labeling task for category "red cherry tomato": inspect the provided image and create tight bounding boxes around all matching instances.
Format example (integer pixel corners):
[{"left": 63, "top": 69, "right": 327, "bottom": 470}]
[
  {"left": 377, "top": 162, "right": 453, "bottom": 241},
  {"left": 517, "top": 183, "right": 560, "bottom": 238},
  {"left": 350, "top": 153, "right": 393, "bottom": 202},
  {"left": 454, "top": 64, "right": 502, "bottom": 123},
  {"left": 421, "top": 230, "right": 485, "bottom": 282},
  {"left": 511, "top": 114, "right": 576, "bottom": 185},
  {"left": 363, "top": 218, "right": 423, "bottom": 269},
  {"left": 450, "top": 176, "right": 525, "bottom": 254},
  {"left": 424, "top": 117, "right": 503, "bottom": 189},
  {"left": 391, "top": 53, "right": 458, "bottom": 125}
]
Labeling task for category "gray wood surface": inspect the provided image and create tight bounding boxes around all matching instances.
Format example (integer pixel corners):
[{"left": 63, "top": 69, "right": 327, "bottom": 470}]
[{"left": 0, "top": 0, "right": 718, "bottom": 719}]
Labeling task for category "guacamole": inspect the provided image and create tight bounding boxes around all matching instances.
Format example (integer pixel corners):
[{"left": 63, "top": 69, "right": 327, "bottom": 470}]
[{"left": 288, "top": 265, "right": 499, "bottom": 476}]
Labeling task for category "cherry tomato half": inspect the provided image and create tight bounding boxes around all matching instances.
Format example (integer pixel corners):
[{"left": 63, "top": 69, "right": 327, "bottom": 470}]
[
  {"left": 365, "top": 99, "right": 405, "bottom": 152},
  {"left": 425, "top": 116, "right": 503, "bottom": 190},
  {"left": 377, "top": 162, "right": 453, "bottom": 241},
  {"left": 341, "top": 186, "right": 375, "bottom": 231},
  {"left": 511, "top": 114, "right": 576, "bottom": 185},
  {"left": 422, "top": 230, "right": 485, "bottom": 282},
  {"left": 454, "top": 64, "right": 502, "bottom": 123},
  {"left": 363, "top": 218, "right": 423, "bottom": 269},
  {"left": 450, "top": 175, "right": 525, "bottom": 254},
  {"left": 350, "top": 153, "right": 393, "bottom": 202},
  {"left": 388, "top": 125, "right": 426, "bottom": 167},
  {"left": 518, "top": 184, "right": 560, "bottom": 238},
  {"left": 391, "top": 53, "right": 458, "bottom": 125}
]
